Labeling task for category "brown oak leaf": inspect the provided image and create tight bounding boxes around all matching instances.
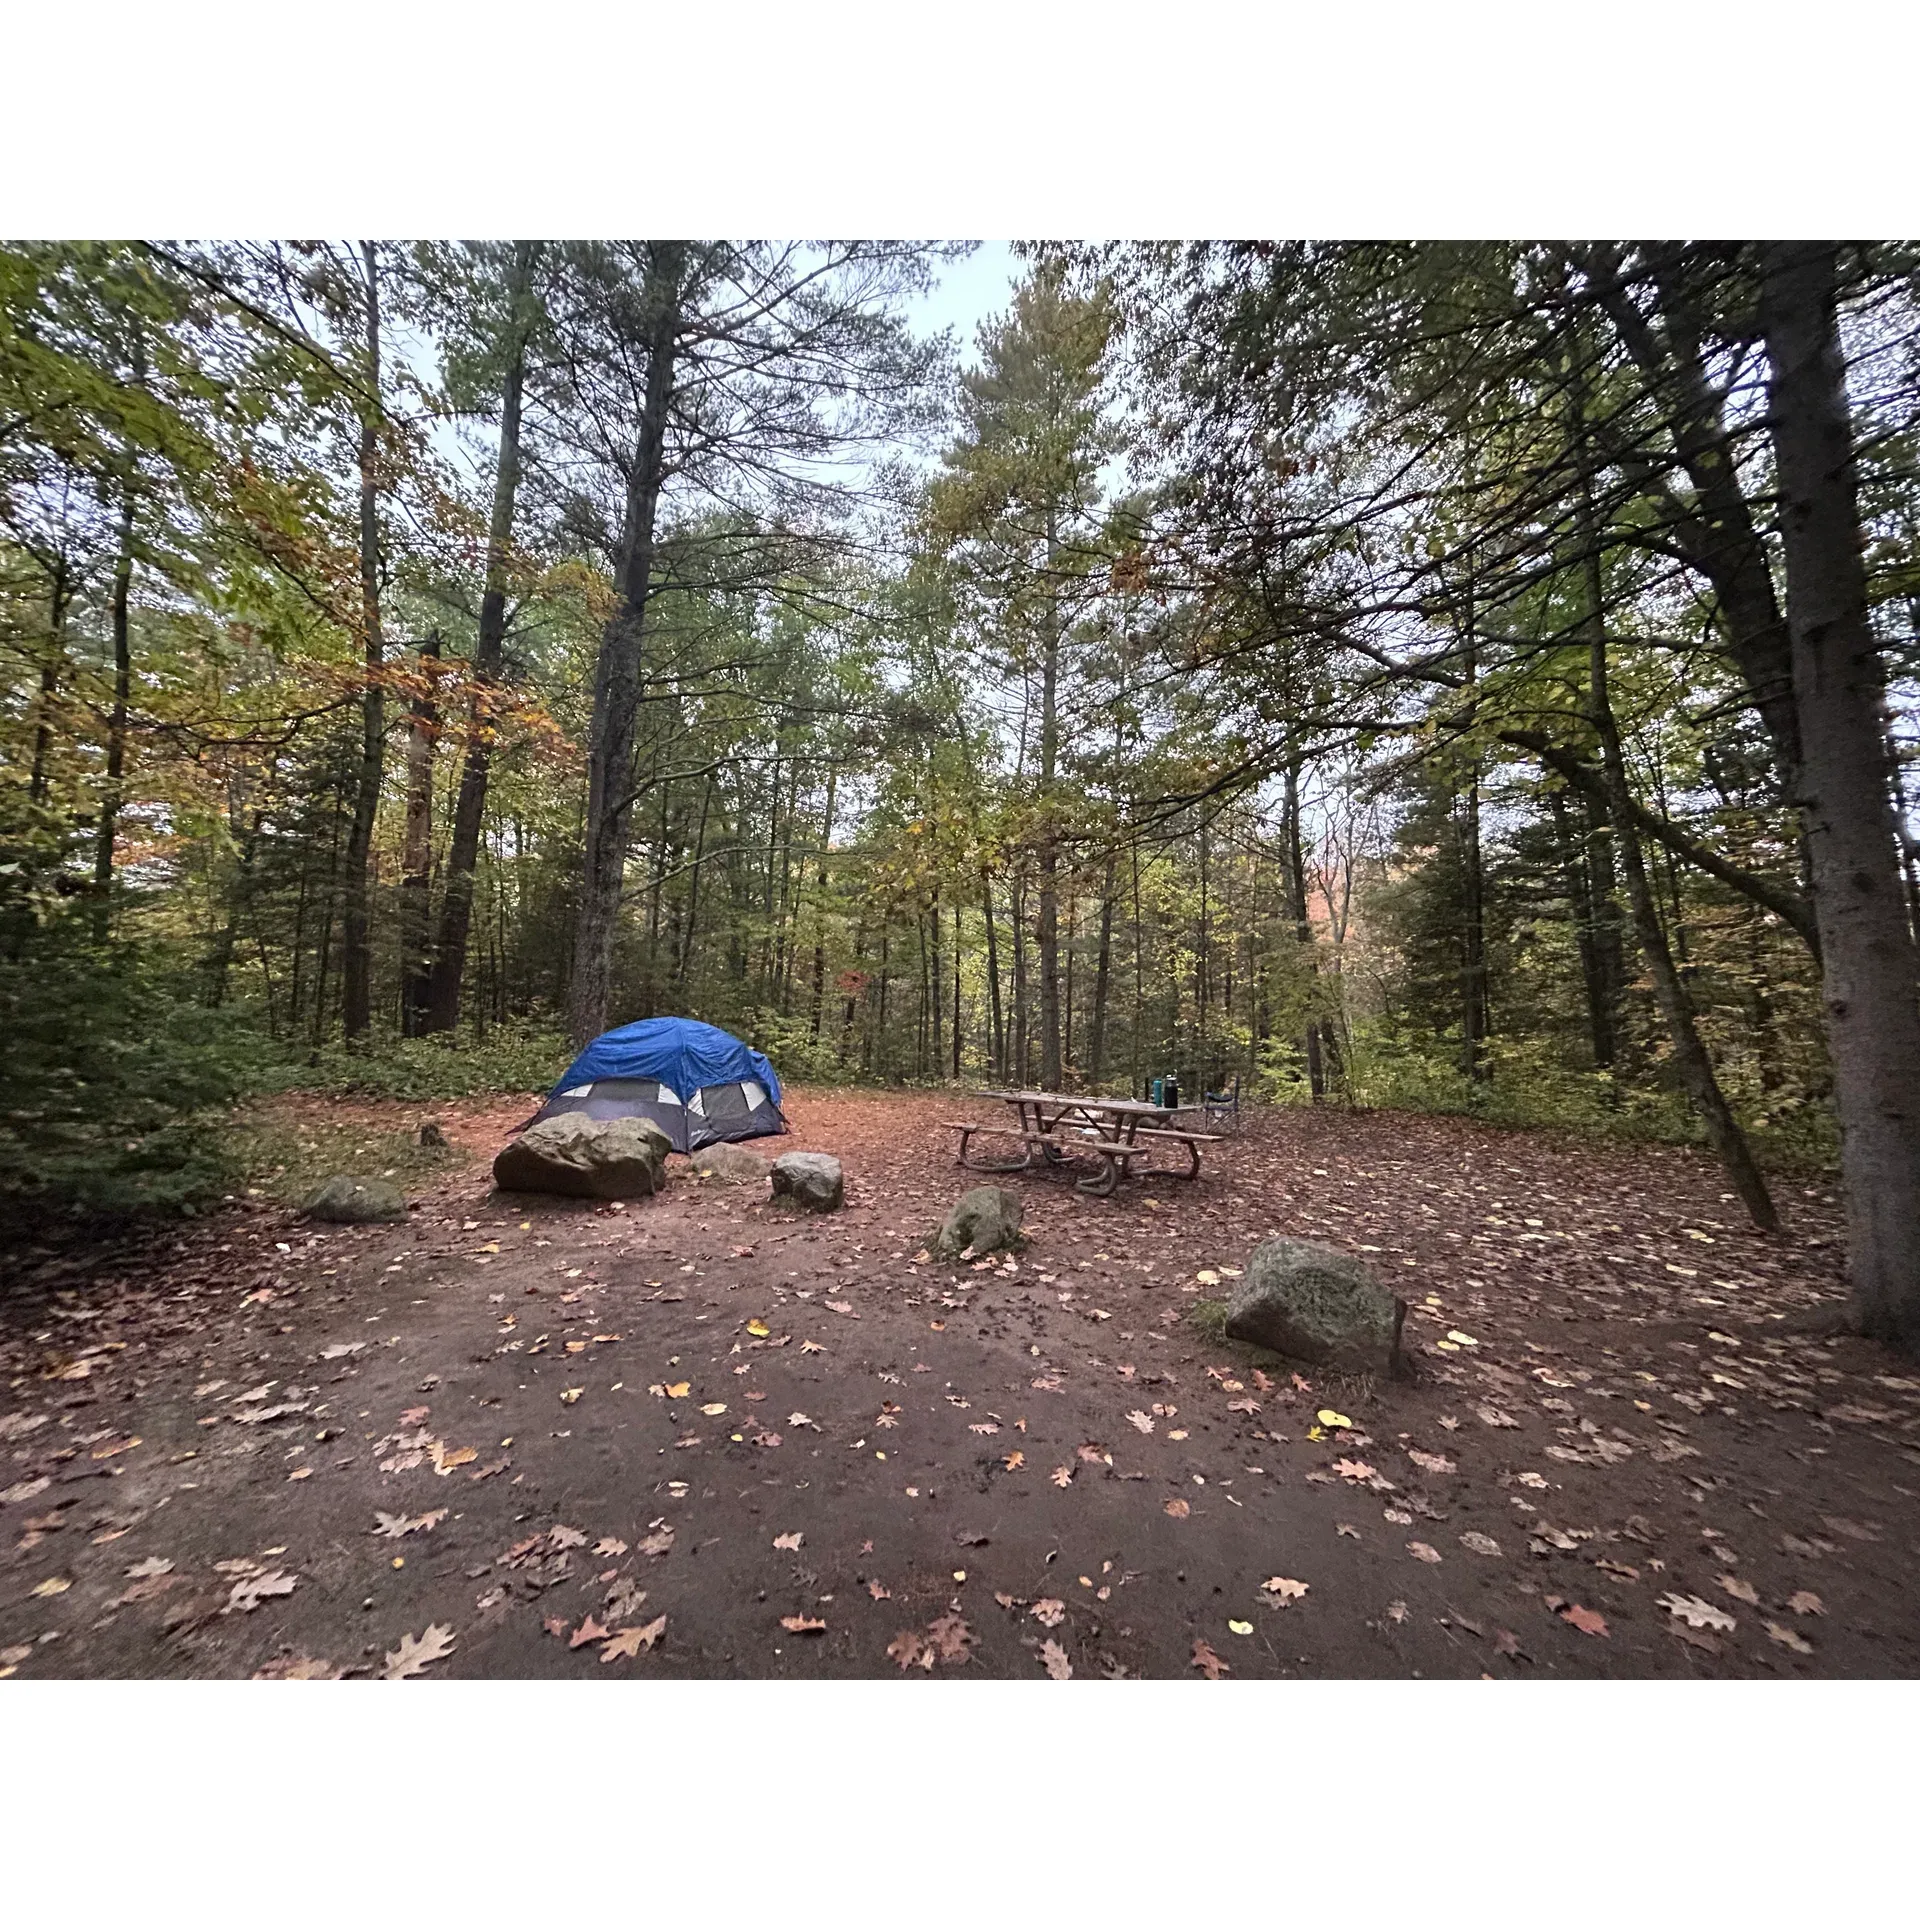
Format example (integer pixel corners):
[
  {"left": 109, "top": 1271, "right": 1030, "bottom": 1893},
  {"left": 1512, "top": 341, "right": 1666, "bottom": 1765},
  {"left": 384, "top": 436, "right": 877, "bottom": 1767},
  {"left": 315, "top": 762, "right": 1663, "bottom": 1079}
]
[
  {"left": 1040, "top": 1638, "right": 1073, "bottom": 1680},
  {"left": 1191, "top": 1639, "right": 1230, "bottom": 1680},
  {"left": 383, "top": 1623, "right": 455, "bottom": 1678}
]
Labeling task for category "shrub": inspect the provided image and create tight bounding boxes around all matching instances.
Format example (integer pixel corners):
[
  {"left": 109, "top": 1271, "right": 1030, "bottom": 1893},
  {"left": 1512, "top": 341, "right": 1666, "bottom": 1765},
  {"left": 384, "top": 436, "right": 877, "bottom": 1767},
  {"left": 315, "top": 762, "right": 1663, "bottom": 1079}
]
[{"left": 0, "top": 930, "right": 270, "bottom": 1217}]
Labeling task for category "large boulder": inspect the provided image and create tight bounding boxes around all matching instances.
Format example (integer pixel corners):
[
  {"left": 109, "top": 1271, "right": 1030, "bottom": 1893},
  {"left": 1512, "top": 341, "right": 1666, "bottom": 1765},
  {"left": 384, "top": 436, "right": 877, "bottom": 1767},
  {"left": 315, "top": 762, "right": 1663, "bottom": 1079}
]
[
  {"left": 691, "top": 1142, "right": 770, "bottom": 1184},
  {"left": 770, "top": 1151, "right": 843, "bottom": 1212},
  {"left": 492, "top": 1115, "right": 671, "bottom": 1201},
  {"left": 303, "top": 1175, "right": 408, "bottom": 1224},
  {"left": 931, "top": 1186, "right": 1024, "bottom": 1260},
  {"left": 1223, "top": 1237, "right": 1408, "bottom": 1378}
]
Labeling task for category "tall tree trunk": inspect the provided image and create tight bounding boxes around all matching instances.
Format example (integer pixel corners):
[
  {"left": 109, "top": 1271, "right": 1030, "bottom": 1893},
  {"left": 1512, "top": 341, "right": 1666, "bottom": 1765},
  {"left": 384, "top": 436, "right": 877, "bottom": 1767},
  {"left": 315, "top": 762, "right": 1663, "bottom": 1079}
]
[
  {"left": 1088, "top": 855, "right": 1116, "bottom": 1087},
  {"left": 1037, "top": 515, "right": 1064, "bottom": 1089},
  {"left": 927, "top": 885, "right": 944, "bottom": 1075},
  {"left": 426, "top": 239, "right": 539, "bottom": 1032},
  {"left": 808, "top": 767, "right": 838, "bottom": 1038},
  {"left": 1282, "top": 760, "right": 1325, "bottom": 1101},
  {"left": 673, "top": 774, "right": 714, "bottom": 992},
  {"left": 981, "top": 866, "right": 1004, "bottom": 1080},
  {"left": 1010, "top": 870, "right": 1031, "bottom": 1086},
  {"left": 1762, "top": 242, "right": 1920, "bottom": 1343},
  {"left": 1586, "top": 518, "right": 1778, "bottom": 1231},
  {"left": 398, "top": 631, "right": 440, "bottom": 1033},
  {"left": 569, "top": 241, "right": 686, "bottom": 1044},
  {"left": 90, "top": 463, "right": 137, "bottom": 941},
  {"left": 26, "top": 560, "right": 71, "bottom": 813},
  {"left": 952, "top": 900, "right": 964, "bottom": 1077},
  {"left": 341, "top": 240, "right": 385, "bottom": 1042}
]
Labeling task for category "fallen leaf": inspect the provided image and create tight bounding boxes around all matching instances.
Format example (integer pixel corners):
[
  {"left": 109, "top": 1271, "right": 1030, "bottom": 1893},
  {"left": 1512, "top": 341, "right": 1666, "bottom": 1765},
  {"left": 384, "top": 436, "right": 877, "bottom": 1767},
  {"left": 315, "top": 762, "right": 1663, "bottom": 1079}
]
[
  {"left": 1332, "top": 1459, "right": 1377, "bottom": 1482},
  {"left": 430, "top": 1444, "right": 476, "bottom": 1475},
  {"left": 1261, "top": 1577, "right": 1309, "bottom": 1605},
  {"left": 638, "top": 1528, "right": 675, "bottom": 1558},
  {"left": 373, "top": 1510, "right": 446, "bottom": 1539},
  {"left": 1765, "top": 1621, "right": 1814, "bottom": 1654},
  {"left": 593, "top": 1537, "right": 629, "bottom": 1558},
  {"left": 1164, "top": 1498, "right": 1191, "bottom": 1519},
  {"left": 800, "top": 1341, "right": 826, "bottom": 1355},
  {"left": 1406, "top": 1449, "right": 1457, "bottom": 1474},
  {"left": 1557, "top": 1602, "right": 1610, "bottom": 1637},
  {"left": 1407, "top": 1541, "right": 1442, "bottom": 1563},
  {"left": 922, "top": 1615, "right": 975, "bottom": 1665},
  {"left": 1003, "top": 1451, "right": 1025, "bottom": 1472},
  {"left": 1317, "top": 1409, "right": 1353, "bottom": 1430},
  {"left": 867, "top": 1580, "right": 890, "bottom": 1600},
  {"left": 253, "top": 1655, "right": 342, "bottom": 1680},
  {"left": 1227, "top": 1619, "right": 1254, "bottom": 1636},
  {"left": 773, "top": 1532, "right": 803, "bottom": 1551},
  {"left": 1126, "top": 1410, "right": 1154, "bottom": 1435},
  {"left": 663, "top": 1382, "right": 691, "bottom": 1399},
  {"left": 824, "top": 1300, "right": 856, "bottom": 1316},
  {"left": 887, "top": 1630, "right": 933, "bottom": 1671},
  {"left": 1050, "top": 1466, "right": 1073, "bottom": 1487},
  {"left": 225, "top": 1571, "right": 297, "bottom": 1612},
  {"left": 1191, "top": 1639, "right": 1230, "bottom": 1680},
  {"left": 1040, "top": 1638, "right": 1073, "bottom": 1679},
  {"left": 569, "top": 1615, "right": 610, "bottom": 1648},
  {"left": 125, "top": 1557, "right": 175, "bottom": 1578},
  {"left": 1660, "top": 1593, "right": 1736, "bottom": 1633},
  {"left": 383, "top": 1623, "right": 456, "bottom": 1678},
  {"left": 781, "top": 1614, "right": 828, "bottom": 1634},
  {"left": 1, "top": 1477, "right": 52, "bottom": 1506},
  {"left": 746, "top": 1320, "right": 770, "bottom": 1338},
  {"left": 1475, "top": 1404, "right": 1520, "bottom": 1428},
  {"left": 1030, "top": 1597, "right": 1067, "bottom": 1627},
  {"left": 1788, "top": 1591, "right": 1826, "bottom": 1617},
  {"left": 1459, "top": 1532, "right": 1503, "bottom": 1558},
  {"left": 30, "top": 1576, "right": 72, "bottom": 1597},
  {"left": 600, "top": 1616, "right": 666, "bottom": 1659},
  {"left": 559, "top": 1388, "right": 584, "bottom": 1405},
  {"left": 1716, "top": 1575, "right": 1760, "bottom": 1606}
]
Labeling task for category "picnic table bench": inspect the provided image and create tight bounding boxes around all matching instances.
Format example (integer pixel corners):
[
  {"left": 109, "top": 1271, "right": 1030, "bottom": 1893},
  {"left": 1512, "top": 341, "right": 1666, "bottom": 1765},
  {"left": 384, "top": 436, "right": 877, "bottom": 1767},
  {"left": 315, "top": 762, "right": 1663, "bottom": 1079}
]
[{"left": 946, "top": 1090, "right": 1227, "bottom": 1196}]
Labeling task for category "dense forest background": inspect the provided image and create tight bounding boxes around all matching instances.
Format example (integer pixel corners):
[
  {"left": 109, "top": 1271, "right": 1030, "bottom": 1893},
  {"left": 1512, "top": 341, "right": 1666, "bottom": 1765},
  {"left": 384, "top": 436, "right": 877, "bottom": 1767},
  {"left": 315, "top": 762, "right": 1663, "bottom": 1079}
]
[{"left": 6, "top": 240, "right": 1919, "bottom": 1345}]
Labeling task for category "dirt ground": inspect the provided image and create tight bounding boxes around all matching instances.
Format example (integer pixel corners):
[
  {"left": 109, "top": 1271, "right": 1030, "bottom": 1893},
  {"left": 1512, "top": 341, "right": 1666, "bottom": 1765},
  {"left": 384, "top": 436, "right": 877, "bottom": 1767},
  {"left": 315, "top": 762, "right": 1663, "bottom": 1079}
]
[{"left": 3, "top": 1087, "right": 1917, "bottom": 1681}]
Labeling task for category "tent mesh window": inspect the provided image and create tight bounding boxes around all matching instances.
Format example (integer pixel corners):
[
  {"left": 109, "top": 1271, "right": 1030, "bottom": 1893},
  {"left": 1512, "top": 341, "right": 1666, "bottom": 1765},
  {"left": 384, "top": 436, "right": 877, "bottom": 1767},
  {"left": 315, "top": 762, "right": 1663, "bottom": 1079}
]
[{"left": 695, "top": 1082, "right": 750, "bottom": 1121}]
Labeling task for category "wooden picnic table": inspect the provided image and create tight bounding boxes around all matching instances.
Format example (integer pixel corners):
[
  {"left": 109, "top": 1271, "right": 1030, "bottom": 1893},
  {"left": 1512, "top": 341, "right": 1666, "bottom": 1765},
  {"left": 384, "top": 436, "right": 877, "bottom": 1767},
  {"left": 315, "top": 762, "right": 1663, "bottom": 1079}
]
[{"left": 945, "top": 1089, "right": 1227, "bottom": 1196}]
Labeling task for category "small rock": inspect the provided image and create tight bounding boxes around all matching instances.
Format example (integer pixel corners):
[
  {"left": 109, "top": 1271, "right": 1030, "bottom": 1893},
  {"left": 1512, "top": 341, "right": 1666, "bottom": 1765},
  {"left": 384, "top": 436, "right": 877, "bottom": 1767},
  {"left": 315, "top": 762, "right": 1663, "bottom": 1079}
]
[
  {"left": 770, "top": 1151, "right": 843, "bottom": 1212},
  {"left": 1223, "top": 1237, "right": 1408, "bottom": 1379},
  {"left": 931, "top": 1186, "right": 1024, "bottom": 1260},
  {"left": 492, "top": 1115, "right": 671, "bottom": 1201},
  {"left": 303, "top": 1176, "right": 408, "bottom": 1224},
  {"left": 690, "top": 1142, "right": 771, "bottom": 1183}
]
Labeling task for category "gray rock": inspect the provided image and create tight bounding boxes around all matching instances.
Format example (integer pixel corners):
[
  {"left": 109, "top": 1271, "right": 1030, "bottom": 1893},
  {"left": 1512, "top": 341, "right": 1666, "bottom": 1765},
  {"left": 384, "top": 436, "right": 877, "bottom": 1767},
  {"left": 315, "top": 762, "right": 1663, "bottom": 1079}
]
[
  {"left": 492, "top": 1114, "right": 672, "bottom": 1201},
  {"left": 1223, "top": 1237, "right": 1408, "bottom": 1378},
  {"left": 303, "top": 1175, "right": 408, "bottom": 1224},
  {"left": 931, "top": 1186, "right": 1024, "bottom": 1260},
  {"left": 770, "top": 1150, "right": 843, "bottom": 1211},
  {"left": 691, "top": 1142, "right": 771, "bottom": 1184}
]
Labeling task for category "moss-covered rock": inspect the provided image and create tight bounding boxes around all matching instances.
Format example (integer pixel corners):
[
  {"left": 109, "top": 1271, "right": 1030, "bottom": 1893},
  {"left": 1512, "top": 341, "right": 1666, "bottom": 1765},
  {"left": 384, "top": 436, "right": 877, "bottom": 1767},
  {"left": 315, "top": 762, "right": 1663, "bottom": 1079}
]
[{"left": 1223, "top": 1237, "right": 1407, "bottom": 1377}]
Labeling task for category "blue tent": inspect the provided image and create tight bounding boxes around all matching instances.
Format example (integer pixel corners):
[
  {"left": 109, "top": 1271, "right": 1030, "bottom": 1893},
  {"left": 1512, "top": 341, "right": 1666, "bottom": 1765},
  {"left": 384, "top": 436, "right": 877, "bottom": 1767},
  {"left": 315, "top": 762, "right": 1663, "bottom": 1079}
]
[{"left": 531, "top": 1016, "right": 785, "bottom": 1153}]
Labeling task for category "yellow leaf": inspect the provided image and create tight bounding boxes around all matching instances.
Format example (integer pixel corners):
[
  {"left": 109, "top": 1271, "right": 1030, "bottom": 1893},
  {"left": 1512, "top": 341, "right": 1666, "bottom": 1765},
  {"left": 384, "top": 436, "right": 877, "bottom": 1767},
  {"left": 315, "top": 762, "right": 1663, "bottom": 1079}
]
[
  {"left": 1228, "top": 1619, "right": 1254, "bottom": 1635},
  {"left": 1446, "top": 1331, "right": 1479, "bottom": 1347},
  {"left": 1307, "top": 1425, "right": 1326, "bottom": 1442},
  {"left": 559, "top": 1388, "right": 583, "bottom": 1404},
  {"left": 664, "top": 1382, "right": 691, "bottom": 1399},
  {"left": 31, "top": 1577, "right": 70, "bottom": 1598},
  {"left": 1317, "top": 1409, "right": 1352, "bottom": 1429},
  {"left": 701, "top": 1403, "right": 728, "bottom": 1417},
  {"left": 746, "top": 1320, "right": 770, "bottom": 1338}
]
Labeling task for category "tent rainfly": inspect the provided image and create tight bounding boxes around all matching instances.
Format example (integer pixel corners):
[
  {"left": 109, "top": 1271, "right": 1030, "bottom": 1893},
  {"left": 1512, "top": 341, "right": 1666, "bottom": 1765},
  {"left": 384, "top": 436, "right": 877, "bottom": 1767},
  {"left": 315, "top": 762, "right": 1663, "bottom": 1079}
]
[{"left": 529, "top": 1016, "right": 785, "bottom": 1154}]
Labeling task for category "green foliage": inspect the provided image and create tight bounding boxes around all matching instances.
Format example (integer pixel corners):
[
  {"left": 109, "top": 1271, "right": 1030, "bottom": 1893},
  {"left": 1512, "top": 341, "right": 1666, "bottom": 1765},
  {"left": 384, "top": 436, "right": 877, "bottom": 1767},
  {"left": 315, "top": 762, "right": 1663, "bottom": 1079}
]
[
  {"left": 0, "top": 926, "right": 270, "bottom": 1217},
  {"left": 235, "top": 1107, "right": 466, "bottom": 1205},
  {"left": 285, "top": 1020, "right": 573, "bottom": 1101}
]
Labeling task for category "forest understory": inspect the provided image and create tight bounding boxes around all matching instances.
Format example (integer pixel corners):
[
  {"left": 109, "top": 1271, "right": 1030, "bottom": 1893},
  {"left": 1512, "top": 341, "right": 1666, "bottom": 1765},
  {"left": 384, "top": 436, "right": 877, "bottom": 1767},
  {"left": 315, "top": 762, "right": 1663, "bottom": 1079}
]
[{"left": 4, "top": 1089, "right": 1915, "bottom": 1682}]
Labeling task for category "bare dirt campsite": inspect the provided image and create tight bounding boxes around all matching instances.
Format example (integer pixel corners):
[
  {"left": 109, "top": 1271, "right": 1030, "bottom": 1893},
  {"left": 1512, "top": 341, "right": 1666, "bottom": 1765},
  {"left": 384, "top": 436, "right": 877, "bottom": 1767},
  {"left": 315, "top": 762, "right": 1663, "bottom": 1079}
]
[{"left": 5, "top": 1090, "right": 1915, "bottom": 1682}]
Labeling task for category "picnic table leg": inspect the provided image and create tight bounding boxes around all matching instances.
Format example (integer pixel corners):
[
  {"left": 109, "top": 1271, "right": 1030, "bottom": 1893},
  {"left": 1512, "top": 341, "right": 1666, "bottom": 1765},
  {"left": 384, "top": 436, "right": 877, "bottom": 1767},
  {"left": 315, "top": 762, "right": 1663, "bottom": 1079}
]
[{"left": 1076, "top": 1155, "right": 1122, "bottom": 1197}]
